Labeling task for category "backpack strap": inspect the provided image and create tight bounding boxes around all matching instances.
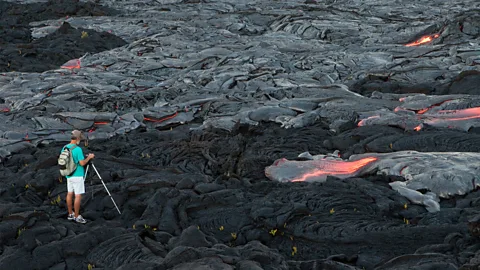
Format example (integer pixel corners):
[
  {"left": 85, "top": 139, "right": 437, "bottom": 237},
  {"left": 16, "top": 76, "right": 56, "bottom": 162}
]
[
  {"left": 64, "top": 144, "right": 77, "bottom": 151},
  {"left": 68, "top": 145, "right": 78, "bottom": 165}
]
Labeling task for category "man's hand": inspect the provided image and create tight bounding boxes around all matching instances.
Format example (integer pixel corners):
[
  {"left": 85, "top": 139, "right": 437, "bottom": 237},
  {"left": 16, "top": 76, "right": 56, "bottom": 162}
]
[{"left": 80, "top": 153, "right": 95, "bottom": 166}]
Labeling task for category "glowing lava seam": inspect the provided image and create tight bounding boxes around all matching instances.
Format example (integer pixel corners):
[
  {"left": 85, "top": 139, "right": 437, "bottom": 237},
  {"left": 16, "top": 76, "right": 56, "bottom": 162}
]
[
  {"left": 144, "top": 112, "right": 178, "bottom": 123},
  {"left": 405, "top": 33, "right": 440, "bottom": 47},
  {"left": 61, "top": 59, "right": 81, "bottom": 69},
  {"left": 291, "top": 157, "right": 378, "bottom": 182}
]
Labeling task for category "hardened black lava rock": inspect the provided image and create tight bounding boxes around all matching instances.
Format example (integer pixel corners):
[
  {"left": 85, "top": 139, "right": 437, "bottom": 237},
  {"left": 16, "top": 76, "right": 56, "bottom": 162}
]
[
  {"left": 1, "top": 0, "right": 480, "bottom": 269},
  {"left": 1, "top": 22, "right": 127, "bottom": 72},
  {"left": 0, "top": 0, "right": 125, "bottom": 72}
]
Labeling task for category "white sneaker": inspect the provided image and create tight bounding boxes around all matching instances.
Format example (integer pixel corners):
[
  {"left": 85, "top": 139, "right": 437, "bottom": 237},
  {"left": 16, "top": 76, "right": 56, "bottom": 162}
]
[
  {"left": 75, "top": 215, "right": 87, "bottom": 224},
  {"left": 67, "top": 213, "right": 75, "bottom": 221}
]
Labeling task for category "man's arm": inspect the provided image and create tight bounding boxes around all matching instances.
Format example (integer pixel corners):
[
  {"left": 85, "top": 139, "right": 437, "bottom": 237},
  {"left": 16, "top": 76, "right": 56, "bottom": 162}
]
[
  {"left": 75, "top": 148, "right": 94, "bottom": 166},
  {"left": 79, "top": 154, "right": 94, "bottom": 166}
]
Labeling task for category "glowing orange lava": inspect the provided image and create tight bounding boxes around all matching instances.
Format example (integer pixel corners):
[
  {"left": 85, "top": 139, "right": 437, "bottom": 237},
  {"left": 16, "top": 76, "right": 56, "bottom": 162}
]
[
  {"left": 291, "top": 157, "right": 378, "bottom": 182},
  {"left": 94, "top": 122, "right": 109, "bottom": 125},
  {"left": 405, "top": 34, "right": 440, "bottom": 47},
  {"left": 437, "top": 107, "right": 480, "bottom": 116},
  {"left": 61, "top": 59, "right": 81, "bottom": 70},
  {"left": 395, "top": 99, "right": 453, "bottom": 115},
  {"left": 144, "top": 112, "right": 178, "bottom": 123},
  {"left": 357, "top": 115, "right": 380, "bottom": 127},
  {"left": 428, "top": 107, "right": 480, "bottom": 122},
  {"left": 417, "top": 108, "right": 429, "bottom": 114}
]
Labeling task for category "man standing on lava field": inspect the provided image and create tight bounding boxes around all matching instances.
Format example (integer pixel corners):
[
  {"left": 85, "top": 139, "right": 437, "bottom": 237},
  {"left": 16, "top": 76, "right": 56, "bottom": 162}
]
[{"left": 61, "top": 130, "right": 94, "bottom": 224}]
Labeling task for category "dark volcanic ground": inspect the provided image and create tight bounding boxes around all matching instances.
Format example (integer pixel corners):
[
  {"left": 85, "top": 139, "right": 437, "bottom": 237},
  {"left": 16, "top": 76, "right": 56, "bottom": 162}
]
[
  {"left": 1, "top": 0, "right": 480, "bottom": 269},
  {"left": 0, "top": 0, "right": 125, "bottom": 72}
]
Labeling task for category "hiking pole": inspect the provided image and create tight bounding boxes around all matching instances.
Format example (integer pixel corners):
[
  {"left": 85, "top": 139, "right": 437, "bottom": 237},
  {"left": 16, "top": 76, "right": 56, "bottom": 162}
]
[
  {"left": 90, "top": 163, "right": 122, "bottom": 215},
  {"left": 83, "top": 164, "right": 93, "bottom": 199},
  {"left": 83, "top": 164, "right": 90, "bottom": 181}
]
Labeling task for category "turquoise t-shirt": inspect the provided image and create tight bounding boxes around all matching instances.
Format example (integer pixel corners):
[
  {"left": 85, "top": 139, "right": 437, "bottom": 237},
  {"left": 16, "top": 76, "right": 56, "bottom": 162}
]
[{"left": 61, "top": 144, "right": 85, "bottom": 178}]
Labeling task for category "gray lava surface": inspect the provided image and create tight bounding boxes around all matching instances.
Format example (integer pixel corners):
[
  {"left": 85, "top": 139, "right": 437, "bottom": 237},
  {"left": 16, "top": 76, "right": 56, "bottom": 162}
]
[{"left": 1, "top": 0, "right": 480, "bottom": 269}]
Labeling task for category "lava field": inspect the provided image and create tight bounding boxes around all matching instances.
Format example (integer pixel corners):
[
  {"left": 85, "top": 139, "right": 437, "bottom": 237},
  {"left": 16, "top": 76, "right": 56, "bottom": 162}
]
[{"left": 1, "top": 0, "right": 480, "bottom": 269}]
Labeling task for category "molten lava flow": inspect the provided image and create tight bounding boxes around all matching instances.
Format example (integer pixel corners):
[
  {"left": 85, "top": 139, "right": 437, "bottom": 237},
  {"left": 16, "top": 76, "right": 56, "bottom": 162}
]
[
  {"left": 291, "top": 157, "right": 377, "bottom": 182},
  {"left": 88, "top": 122, "right": 111, "bottom": 132},
  {"left": 405, "top": 34, "right": 440, "bottom": 47},
  {"left": 357, "top": 115, "right": 380, "bottom": 127},
  {"left": 417, "top": 108, "right": 429, "bottom": 114},
  {"left": 359, "top": 106, "right": 480, "bottom": 131},
  {"left": 436, "top": 107, "right": 480, "bottom": 117},
  {"left": 424, "top": 107, "right": 480, "bottom": 123},
  {"left": 423, "top": 107, "right": 480, "bottom": 128},
  {"left": 395, "top": 99, "right": 452, "bottom": 115},
  {"left": 144, "top": 112, "right": 178, "bottom": 123},
  {"left": 61, "top": 59, "right": 81, "bottom": 70}
]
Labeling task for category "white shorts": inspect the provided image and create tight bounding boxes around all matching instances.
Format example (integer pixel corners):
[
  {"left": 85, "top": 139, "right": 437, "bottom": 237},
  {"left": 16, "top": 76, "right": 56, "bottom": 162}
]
[{"left": 67, "top": 177, "right": 85, "bottom": 194}]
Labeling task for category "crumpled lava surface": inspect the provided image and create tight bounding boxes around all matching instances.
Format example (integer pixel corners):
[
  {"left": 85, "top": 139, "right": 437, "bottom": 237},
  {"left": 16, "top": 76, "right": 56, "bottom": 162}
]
[
  {"left": 1, "top": 0, "right": 480, "bottom": 269},
  {"left": 358, "top": 94, "right": 480, "bottom": 131},
  {"left": 266, "top": 151, "right": 480, "bottom": 212}
]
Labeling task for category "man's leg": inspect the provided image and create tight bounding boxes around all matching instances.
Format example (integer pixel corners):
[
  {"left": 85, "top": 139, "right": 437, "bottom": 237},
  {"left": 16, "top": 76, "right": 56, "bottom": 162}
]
[
  {"left": 66, "top": 180, "right": 74, "bottom": 215},
  {"left": 74, "top": 194, "right": 82, "bottom": 218},
  {"left": 66, "top": 192, "right": 74, "bottom": 215},
  {"left": 73, "top": 180, "right": 85, "bottom": 218}
]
